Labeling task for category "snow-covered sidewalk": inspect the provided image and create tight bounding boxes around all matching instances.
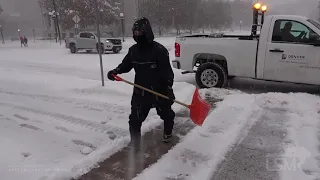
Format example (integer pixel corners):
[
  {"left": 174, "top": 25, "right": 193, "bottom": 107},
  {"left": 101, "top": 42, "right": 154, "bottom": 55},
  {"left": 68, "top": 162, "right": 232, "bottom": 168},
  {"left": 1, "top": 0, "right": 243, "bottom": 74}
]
[{"left": 134, "top": 93, "right": 320, "bottom": 180}]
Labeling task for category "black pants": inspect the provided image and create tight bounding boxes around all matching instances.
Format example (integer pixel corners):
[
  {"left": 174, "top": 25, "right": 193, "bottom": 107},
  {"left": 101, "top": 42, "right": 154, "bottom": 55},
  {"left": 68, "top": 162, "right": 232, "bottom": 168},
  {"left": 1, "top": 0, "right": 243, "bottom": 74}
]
[{"left": 129, "top": 95, "right": 175, "bottom": 141}]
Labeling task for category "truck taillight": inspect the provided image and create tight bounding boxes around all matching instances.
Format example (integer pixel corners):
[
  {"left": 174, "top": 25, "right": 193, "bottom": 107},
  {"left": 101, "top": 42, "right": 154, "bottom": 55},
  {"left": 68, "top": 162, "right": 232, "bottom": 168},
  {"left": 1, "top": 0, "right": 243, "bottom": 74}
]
[{"left": 175, "top": 42, "right": 180, "bottom": 57}]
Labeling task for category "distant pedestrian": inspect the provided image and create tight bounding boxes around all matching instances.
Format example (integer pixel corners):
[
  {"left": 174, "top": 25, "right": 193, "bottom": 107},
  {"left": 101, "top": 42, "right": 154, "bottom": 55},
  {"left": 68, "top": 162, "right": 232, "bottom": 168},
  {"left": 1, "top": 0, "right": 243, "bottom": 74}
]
[
  {"left": 23, "top": 36, "right": 28, "bottom": 47},
  {"left": 20, "top": 36, "right": 24, "bottom": 47}
]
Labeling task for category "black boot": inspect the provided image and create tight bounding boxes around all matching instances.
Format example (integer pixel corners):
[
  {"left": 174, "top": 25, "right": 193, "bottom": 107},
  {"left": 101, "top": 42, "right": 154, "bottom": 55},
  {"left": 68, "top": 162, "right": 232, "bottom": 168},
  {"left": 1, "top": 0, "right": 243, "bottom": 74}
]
[
  {"left": 162, "top": 127, "right": 173, "bottom": 143},
  {"left": 129, "top": 129, "right": 142, "bottom": 151},
  {"left": 162, "top": 133, "right": 173, "bottom": 143}
]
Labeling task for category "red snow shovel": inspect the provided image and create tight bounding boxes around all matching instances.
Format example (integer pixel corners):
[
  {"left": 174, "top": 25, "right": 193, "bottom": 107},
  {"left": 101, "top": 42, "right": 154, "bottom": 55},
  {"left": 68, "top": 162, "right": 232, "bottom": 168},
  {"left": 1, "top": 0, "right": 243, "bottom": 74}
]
[{"left": 113, "top": 75, "right": 211, "bottom": 126}]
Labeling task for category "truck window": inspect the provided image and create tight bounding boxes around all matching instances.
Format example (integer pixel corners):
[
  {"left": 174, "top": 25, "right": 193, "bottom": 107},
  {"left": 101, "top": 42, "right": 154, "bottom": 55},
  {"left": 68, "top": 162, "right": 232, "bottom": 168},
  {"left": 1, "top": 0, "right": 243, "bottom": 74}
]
[
  {"left": 79, "top": 33, "right": 88, "bottom": 38},
  {"left": 87, "top": 33, "right": 95, "bottom": 38},
  {"left": 272, "top": 20, "right": 317, "bottom": 44}
]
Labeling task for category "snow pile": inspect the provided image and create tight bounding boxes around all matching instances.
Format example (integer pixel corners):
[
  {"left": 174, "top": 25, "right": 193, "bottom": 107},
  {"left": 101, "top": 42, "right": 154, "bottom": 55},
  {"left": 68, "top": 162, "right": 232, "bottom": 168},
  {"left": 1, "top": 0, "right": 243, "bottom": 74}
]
[
  {"left": 134, "top": 93, "right": 261, "bottom": 180},
  {"left": 134, "top": 92, "right": 320, "bottom": 180}
]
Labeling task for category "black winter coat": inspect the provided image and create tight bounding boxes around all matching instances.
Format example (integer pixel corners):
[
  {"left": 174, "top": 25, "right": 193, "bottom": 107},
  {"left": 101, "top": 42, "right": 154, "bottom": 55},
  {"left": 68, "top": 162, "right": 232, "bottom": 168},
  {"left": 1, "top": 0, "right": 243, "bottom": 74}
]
[{"left": 115, "top": 42, "right": 175, "bottom": 103}]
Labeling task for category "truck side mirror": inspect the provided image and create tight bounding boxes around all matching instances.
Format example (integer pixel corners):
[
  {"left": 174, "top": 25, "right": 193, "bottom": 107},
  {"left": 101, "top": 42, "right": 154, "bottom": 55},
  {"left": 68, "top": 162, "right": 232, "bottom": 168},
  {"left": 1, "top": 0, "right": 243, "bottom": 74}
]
[
  {"left": 310, "top": 33, "right": 319, "bottom": 41},
  {"left": 309, "top": 33, "right": 320, "bottom": 46}
]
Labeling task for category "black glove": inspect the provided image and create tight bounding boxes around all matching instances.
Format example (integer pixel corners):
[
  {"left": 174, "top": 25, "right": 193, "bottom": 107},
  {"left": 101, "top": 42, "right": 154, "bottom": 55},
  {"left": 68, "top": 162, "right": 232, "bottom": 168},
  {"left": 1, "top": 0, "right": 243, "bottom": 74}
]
[
  {"left": 164, "top": 79, "right": 175, "bottom": 100},
  {"left": 167, "top": 86, "right": 175, "bottom": 101},
  {"left": 107, "top": 69, "right": 118, "bottom": 81}
]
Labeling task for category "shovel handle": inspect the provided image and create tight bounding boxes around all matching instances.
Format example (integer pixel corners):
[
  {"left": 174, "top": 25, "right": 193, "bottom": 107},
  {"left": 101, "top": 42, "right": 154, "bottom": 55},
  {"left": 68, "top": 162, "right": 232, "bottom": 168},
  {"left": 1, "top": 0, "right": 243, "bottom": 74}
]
[{"left": 113, "top": 75, "right": 189, "bottom": 108}]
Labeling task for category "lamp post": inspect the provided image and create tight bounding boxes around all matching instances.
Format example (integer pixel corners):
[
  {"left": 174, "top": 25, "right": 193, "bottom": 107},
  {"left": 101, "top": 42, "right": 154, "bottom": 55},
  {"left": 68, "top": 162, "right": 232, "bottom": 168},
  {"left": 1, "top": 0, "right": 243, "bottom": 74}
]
[
  {"left": 48, "top": 11, "right": 57, "bottom": 43},
  {"left": 120, "top": 13, "right": 125, "bottom": 42},
  {"left": 0, "top": 25, "right": 4, "bottom": 44},
  {"left": 52, "top": 0, "right": 61, "bottom": 45},
  {"left": 240, "top": 21, "right": 243, "bottom": 31},
  {"left": 48, "top": 10, "right": 61, "bottom": 44},
  {"left": 18, "top": 29, "right": 20, "bottom": 36}
]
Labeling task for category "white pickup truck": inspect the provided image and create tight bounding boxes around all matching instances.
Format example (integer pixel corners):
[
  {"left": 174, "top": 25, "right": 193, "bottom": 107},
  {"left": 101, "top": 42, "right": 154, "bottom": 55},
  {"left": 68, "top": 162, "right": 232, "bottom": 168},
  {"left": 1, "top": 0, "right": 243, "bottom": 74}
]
[
  {"left": 172, "top": 15, "right": 320, "bottom": 88},
  {"left": 65, "top": 31, "right": 122, "bottom": 54}
]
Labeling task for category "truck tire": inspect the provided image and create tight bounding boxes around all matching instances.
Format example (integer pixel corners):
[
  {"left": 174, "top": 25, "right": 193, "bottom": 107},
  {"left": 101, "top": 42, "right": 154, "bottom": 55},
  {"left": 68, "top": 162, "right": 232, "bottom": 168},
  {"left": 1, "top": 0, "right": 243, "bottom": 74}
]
[
  {"left": 196, "top": 62, "right": 227, "bottom": 88},
  {"left": 113, "top": 49, "right": 120, "bottom": 54},
  {"left": 70, "top": 44, "right": 77, "bottom": 54}
]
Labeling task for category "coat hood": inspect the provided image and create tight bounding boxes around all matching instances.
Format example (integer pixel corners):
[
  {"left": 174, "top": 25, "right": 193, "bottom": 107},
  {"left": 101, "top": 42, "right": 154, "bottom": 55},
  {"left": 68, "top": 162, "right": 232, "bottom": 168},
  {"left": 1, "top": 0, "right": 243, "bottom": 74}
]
[{"left": 132, "top": 17, "right": 155, "bottom": 44}]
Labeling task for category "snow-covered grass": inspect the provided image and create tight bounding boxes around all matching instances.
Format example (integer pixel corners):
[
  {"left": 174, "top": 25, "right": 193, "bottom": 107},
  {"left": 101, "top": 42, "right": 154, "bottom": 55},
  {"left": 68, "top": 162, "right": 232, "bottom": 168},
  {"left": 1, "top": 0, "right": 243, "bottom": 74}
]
[
  {"left": 0, "top": 38, "right": 200, "bottom": 180},
  {"left": 134, "top": 92, "right": 320, "bottom": 180}
]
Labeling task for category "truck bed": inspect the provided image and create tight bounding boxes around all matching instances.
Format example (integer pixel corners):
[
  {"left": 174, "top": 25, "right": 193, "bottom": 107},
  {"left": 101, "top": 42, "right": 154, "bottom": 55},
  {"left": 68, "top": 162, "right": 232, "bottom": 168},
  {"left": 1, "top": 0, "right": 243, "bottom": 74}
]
[
  {"left": 179, "top": 33, "right": 260, "bottom": 40},
  {"left": 176, "top": 35, "right": 258, "bottom": 78}
]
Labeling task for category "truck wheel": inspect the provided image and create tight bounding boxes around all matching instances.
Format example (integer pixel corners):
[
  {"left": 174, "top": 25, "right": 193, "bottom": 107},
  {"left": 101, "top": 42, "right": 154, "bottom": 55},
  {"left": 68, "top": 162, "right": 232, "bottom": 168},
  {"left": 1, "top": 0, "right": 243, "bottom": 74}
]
[
  {"left": 70, "top": 44, "right": 77, "bottom": 54},
  {"left": 113, "top": 49, "right": 120, "bottom": 54},
  {"left": 196, "top": 62, "right": 227, "bottom": 88}
]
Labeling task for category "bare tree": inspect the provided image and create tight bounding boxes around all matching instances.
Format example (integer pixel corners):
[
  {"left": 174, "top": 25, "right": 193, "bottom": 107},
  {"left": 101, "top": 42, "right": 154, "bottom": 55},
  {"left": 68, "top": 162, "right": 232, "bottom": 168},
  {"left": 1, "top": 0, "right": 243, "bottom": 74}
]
[
  {"left": 38, "top": 0, "right": 120, "bottom": 30},
  {"left": 139, "top": 0, "right": 234, "bottom": 35},
  {"left": 318, "top": 1, "right": 320, "bottom": 23},
  {"left": 0, "top": 4, "right": 3, "bottom": 15}
]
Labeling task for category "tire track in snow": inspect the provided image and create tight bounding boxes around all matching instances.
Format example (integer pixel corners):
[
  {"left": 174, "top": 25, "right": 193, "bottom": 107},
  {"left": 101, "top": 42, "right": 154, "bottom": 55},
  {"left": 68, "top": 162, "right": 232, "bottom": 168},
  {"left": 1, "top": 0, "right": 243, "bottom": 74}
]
[
  {"left": 76, "top": 95, "right": 219, "bottom": 180},
  {"left": 210, "top": 107, "right": 289, "bottom": 180},
  {"left": 0, "top": 89, "right": 124, "bottom": 114},
  {"left": 0, "top": 102, "right": 129, "bottom": 138}
]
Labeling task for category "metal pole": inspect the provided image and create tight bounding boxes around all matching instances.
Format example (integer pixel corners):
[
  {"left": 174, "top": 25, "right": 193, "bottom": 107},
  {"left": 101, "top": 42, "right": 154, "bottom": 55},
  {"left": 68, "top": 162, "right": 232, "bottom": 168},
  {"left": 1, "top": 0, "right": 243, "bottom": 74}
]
[
  {"left": 121, "top": 18, "right": 125, "bottom": 42},
  {"left": 1, "top": 29, "right": 4, "bottom": 44},
  {"left": 94, "top": 0, "right": 105, "bottom": 87},
  {"left": 52, "top": 0, "right": 61, "bottom": 45},
  {"left": 33, "top": 29, "right": 36, "bottom": 42},
  {"left": 53, "top": 17, "right": 58, "bottom": 43},
  {"left": 252, "top": 9, "right": 258, "bottom": 36}
]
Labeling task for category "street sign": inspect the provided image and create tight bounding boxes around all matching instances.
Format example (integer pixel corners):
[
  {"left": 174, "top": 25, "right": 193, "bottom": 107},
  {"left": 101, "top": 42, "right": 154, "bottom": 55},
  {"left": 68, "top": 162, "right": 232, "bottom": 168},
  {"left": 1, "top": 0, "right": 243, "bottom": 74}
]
[
  {"left": 75, "top": 24, "right": 79, "bottom": 29},
  {"left": 72, "top": 15, "right": 81, "bottom": 23}
]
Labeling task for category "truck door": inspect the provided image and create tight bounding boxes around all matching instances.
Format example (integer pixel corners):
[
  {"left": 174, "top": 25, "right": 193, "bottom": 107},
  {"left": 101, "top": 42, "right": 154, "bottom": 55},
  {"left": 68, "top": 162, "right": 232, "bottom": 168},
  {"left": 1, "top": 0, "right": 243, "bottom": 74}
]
[
  {"left": 86, "top": 33, "right": 97, "bottom": 49},
  {"left": 78, "top": 32, "right": 88, "bottom": 49},
  {"left": 264, "top": 19, "right": 320, "bottom": 85}
]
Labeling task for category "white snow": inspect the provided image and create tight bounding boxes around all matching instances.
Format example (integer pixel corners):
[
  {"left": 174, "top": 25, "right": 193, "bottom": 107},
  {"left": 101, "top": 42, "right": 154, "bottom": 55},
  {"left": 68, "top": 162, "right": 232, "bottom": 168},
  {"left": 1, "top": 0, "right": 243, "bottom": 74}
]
[
  {"left": 259, "top": 93, "right": 320, "bottom": 180},
  {"left": 80, "top": 147, "right": 94, "bottom": 155},
  {"left": 2, "top": 37, "right": 320, "bottom": 180},
  {"left": 134, "top": 92, "right": 320, "bottom": 180},
  {"left": 0, "top": 38, "right": 197, "bottom": 180}
]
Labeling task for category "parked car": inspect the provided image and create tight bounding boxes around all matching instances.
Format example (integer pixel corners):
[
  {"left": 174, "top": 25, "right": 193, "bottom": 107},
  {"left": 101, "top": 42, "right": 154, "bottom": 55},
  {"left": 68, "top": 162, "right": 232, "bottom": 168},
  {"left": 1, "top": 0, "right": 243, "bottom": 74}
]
[{"left": 65, "top": 32, "right": 122, "bottom": 54}]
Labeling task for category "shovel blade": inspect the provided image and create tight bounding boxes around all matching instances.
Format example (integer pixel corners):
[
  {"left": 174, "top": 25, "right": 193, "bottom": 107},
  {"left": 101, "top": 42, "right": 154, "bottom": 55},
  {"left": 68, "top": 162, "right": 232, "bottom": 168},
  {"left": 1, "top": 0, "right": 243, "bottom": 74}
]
[{"left": 189, "top": 89, "right": 211, "bottom": 126}]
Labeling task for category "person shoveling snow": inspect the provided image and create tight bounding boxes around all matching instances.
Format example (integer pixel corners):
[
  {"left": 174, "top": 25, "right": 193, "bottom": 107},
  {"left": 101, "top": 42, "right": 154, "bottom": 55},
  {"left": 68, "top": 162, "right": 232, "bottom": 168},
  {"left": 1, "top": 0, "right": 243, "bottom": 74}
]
[
  {"left": 108, "top": 17, "right": 211, "bottom": 151},
  {"left": 107, "top": 17, "right": 178, "bottom": 149}
]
